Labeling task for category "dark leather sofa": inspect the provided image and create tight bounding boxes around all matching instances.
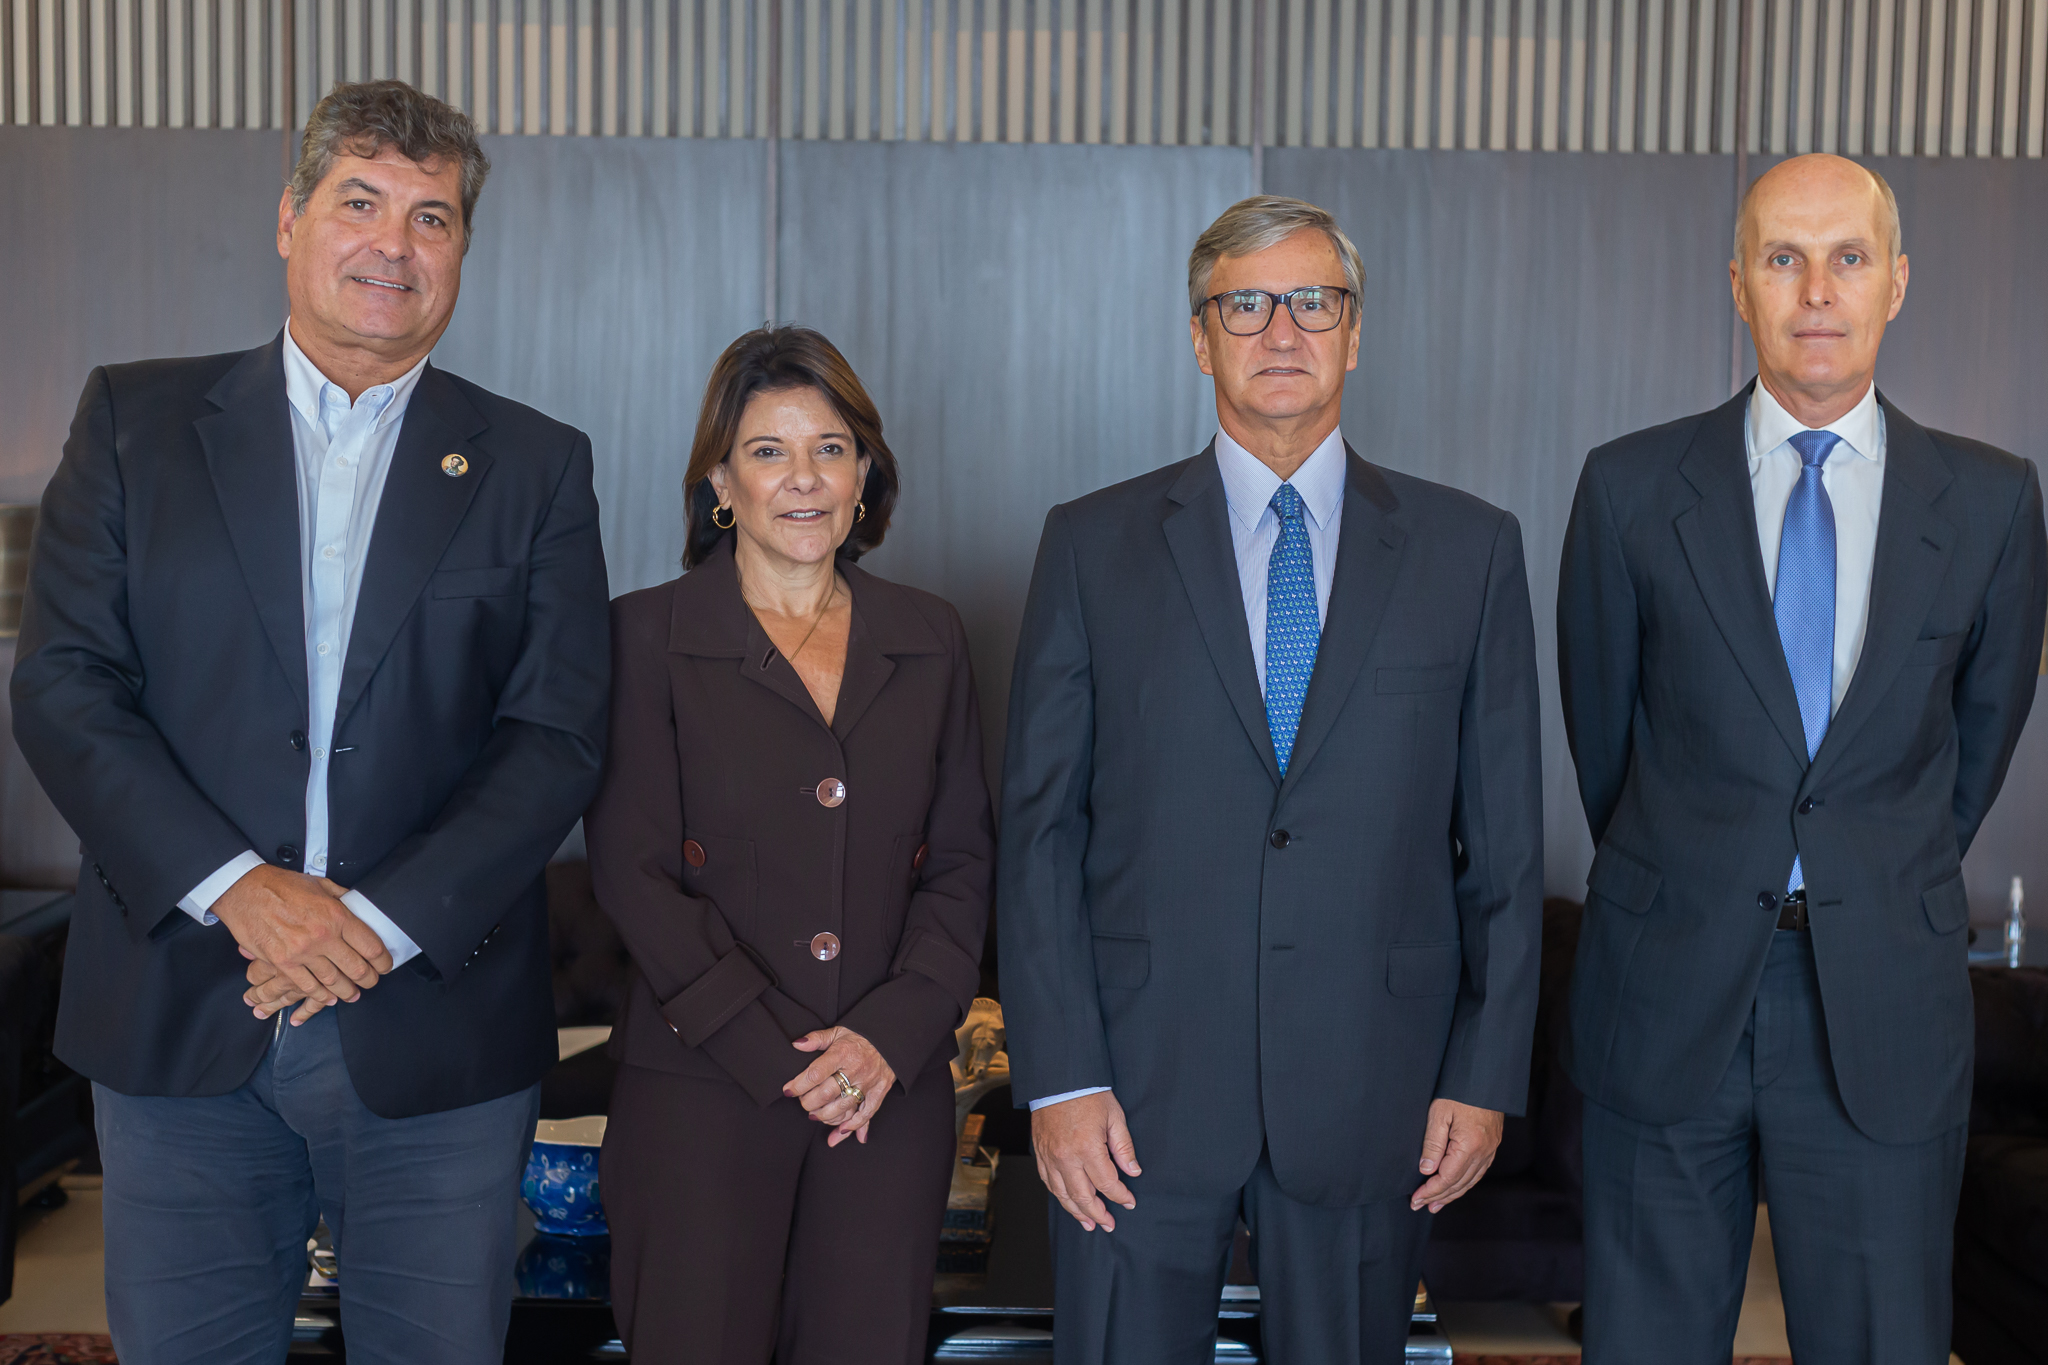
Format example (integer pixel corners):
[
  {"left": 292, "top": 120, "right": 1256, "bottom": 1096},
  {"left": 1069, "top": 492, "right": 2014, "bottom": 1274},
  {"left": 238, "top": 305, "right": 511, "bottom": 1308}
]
[{"left": 1952, "top": 964, "right": 2048, "bottom": 1365}]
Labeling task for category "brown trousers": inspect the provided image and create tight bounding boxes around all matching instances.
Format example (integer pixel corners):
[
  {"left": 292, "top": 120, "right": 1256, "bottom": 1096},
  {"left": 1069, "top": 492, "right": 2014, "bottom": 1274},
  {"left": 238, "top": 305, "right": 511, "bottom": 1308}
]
[{"left": 601, "top": 1061, "right": 956, "bottom": 1365}]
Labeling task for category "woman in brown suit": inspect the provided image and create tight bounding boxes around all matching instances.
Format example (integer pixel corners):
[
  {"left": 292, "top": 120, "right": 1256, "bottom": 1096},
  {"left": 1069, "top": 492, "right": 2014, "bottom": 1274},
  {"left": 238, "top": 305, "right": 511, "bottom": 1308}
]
[{"left": 587, "top": 326, "right": 993, "bottom": 1364}]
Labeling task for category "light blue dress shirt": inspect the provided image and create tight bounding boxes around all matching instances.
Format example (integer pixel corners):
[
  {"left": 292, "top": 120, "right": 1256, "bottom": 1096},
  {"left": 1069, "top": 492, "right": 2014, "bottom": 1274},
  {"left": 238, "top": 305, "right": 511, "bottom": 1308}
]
[
  {"left": 1029, "top": 425, "right": 1349, "bottom": 1111},
  {"left": 174, "top": 324, "right": 425, "bottom": 967}
]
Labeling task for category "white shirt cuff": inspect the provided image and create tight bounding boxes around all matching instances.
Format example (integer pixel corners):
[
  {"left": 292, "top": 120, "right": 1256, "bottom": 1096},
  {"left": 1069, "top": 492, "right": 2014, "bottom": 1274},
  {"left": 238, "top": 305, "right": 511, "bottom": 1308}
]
[
  {"left": 177, "top": 850, "right": 268, "bottom": 925},
  {"left": 1028, "top": 1086, "right": 1112, "bottom": 1111},
  {"left": 340, "top": 890, "right": 423, "bottom": 969}
]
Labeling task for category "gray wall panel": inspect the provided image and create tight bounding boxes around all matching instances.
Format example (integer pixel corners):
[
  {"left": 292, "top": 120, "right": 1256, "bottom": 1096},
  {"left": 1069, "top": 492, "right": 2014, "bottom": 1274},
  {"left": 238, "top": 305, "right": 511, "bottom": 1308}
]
[
  {"left": 1266, "top": 148, "right": 1740, "bottom": 899},
  {"left": 775, "top": 139, "right": 1251, "bottom": 768},
  {"left": 433, "top": 135, "right": 769, "bottom": 597}
]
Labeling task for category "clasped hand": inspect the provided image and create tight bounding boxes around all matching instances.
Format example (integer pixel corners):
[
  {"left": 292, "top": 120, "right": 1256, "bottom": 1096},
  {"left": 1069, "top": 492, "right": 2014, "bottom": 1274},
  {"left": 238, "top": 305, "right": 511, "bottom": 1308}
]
[
  {"left": 785, "top": 1026, "right": 896, "bottom": 1148},
  {"left": 212, "top": 865, "right": 393, "bottom": 1027}
]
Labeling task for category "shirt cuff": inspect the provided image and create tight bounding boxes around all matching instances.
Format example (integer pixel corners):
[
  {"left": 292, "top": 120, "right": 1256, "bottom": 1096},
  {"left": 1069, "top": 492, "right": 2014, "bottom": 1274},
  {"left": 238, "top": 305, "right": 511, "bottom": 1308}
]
[
  {"left": 1028, "top": 1086, "right": 1112, "bottom": 1111},
  {"left": 340, "top": 890, "right": 423, "bottom": 969},
  {"left": 177, "top": 850, "right": 267, "bottom": 926}
]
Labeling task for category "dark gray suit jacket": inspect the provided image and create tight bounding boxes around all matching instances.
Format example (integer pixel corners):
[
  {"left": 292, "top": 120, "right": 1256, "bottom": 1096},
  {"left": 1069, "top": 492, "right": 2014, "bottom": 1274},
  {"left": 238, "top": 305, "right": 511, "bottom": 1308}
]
[
  {"left": 1557, "top": 385, "right": 2047, "bottom": 1144},
  {"left": 12, "top": 335, "right": 611, "bottom": 1118},
  {"left": 998, "top": 443, "right": 1544, "bottom": 1208}
]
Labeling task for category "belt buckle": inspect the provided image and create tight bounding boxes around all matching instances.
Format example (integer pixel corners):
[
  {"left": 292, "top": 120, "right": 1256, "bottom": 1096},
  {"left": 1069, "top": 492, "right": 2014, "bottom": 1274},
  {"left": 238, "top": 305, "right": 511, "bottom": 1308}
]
[{"left": 1778, "top": 890, "right": 1810, "bottom": 931}]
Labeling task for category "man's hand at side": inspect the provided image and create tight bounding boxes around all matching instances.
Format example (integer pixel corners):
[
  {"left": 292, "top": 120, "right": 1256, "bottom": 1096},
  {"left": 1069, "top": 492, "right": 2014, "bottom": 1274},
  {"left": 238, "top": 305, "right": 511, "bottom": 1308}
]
[
  {"left": 1411, "top": 1097, "right": 1504, "bottom": 1213},
  {"left": 211, "top": 868, "right": 392, "bottom": 1020},
  {"left": 1031, "top": 1089, "right": 1142, "bottom": 1232}
]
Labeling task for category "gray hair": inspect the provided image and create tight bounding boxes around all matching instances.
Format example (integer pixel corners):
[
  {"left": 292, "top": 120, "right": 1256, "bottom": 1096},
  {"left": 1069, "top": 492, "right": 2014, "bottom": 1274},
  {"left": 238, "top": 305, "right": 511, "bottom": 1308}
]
[
  {"left": 289, "top": 80, "right": 490, "bottom": 252},
  {"left": 1733, "top": 159, "right": 1903, "bottom": 265},
  {"left": 1189, "top": 195, "right": 1366, "bottom": 318}
]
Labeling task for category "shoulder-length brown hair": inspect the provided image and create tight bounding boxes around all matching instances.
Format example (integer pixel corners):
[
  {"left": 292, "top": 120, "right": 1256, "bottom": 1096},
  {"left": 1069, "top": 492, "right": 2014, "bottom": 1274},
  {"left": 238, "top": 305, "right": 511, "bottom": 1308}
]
[{"left": 682, "top": 327, "right": 899, "bottom": 569}]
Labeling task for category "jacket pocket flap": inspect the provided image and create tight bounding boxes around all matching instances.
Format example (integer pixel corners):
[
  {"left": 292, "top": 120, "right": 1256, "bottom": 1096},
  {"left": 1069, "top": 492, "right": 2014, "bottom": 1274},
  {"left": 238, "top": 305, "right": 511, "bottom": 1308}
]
[
  {"left": 895, "top": 929, "right": 981, "bottom": 1005},
  {"left": 1375, "top": 663, "right": 1466, "bottom": 694},
  {"left": 1921, "top": 870, "right": 1971, "bottom": 934},
  {"left": 1586, "top": 844, "right": 1662, "bottom": 915},
  {"left": 663, "top": 944, "right": 775, "bottom": 1048},
  {"left": 1091, "top": 934, "right": 1150, "bottom": 989},
  {"left": 1905, "top": 630, "right": 1967, "bottom": 668},
  {"left": 1386, "top": 941, "right": 1463, "bottom": 997},
  {"left": 432, "top": 565, "right": 521, "bottom": 599}
]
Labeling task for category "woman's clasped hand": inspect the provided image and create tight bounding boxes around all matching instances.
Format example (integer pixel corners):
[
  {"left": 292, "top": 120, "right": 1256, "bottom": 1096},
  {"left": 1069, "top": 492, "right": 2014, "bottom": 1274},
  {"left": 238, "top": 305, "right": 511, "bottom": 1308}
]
[{"left": 784, "top": 1026, "right": 898, "bottom": 1146}]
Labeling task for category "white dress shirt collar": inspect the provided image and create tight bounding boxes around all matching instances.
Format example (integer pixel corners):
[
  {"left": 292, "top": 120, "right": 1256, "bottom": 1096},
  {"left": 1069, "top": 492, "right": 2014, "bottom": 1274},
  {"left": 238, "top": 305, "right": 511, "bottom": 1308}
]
[
  {"left": 1214, "top": 423, "right": 1348, "bottom": 533},
  {"left": 281, "top": 320, "right": 431, "bottom": 436},
  {"left": 1747, "top": 378, "right": 1884, "bottom": 473}
]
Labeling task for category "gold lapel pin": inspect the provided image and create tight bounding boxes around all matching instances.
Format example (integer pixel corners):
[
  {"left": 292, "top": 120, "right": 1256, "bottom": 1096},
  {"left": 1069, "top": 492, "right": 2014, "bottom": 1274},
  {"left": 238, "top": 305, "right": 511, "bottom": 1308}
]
[{"left": 441, "top": 453, "right": 469, "bottom": 478}]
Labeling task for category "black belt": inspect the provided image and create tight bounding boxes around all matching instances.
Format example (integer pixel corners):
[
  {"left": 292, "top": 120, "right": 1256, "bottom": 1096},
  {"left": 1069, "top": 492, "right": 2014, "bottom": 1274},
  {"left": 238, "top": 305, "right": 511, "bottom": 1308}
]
[{"left": 1778, "top": 889, "right": 1810, "bottom": 931}]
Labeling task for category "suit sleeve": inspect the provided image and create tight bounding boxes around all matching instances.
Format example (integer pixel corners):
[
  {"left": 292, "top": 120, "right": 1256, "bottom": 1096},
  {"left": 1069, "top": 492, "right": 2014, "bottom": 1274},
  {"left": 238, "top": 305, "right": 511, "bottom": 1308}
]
[
  {"left": 349, "top": 433, "right": 611, "bottom": 975},
  {"left": 996, "top": 505, "right": 1115, "bottom": 1105},
  {"left": 10, "top": 368, "right": 254, "bottom": 938},
  {"left": 1435, "top": 511, "right": 1545, "bottom": 1116},
  {"left": 837, "top": 604, "right": 995, "bottom": 1090},
  {"left": 1950, "top": 458, "right": 2048, "bottom": 857},
  {"left": 584, "top": 592, "right": 828, "bottom": 1108},
  {"left": 1557, "top": 451, "right": 1641, "bottom": 847}
]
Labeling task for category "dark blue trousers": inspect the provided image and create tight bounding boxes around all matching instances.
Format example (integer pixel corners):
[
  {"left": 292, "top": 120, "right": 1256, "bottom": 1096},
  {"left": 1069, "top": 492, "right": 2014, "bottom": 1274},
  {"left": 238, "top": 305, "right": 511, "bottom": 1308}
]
[
  {"left": 93, "top": 1005, "right": 540, "bottom": 1365},
  {"left": 1582, "top": 929, "right": 1966, "bottom": 1365}
]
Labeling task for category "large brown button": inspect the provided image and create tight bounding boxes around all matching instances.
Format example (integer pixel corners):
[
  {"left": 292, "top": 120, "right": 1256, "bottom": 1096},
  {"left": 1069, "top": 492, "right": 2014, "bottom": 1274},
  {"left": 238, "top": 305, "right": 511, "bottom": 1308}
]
[
  {"left": 810, "top": 932, "right": 841, "bottom": 961},
  {"left": 912, "top": 843, "right": 929, "bottom": 871},
  {"left": 683, "top": 839, "right": 706, "bottom": 868},
  {"left": 814, "top": 779, "right": 846, "bottom": 808}
]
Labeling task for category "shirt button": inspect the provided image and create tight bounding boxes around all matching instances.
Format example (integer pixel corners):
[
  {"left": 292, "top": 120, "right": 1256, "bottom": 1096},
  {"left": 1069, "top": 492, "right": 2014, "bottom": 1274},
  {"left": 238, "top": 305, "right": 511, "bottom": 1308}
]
[
  {"left": 317, "top": 642, "right": 331, "bottom": 656},
  {"left": 322, "top": 545, "right": 338, "bottom": 559},
  {"left": 314, "top": 747, "right": 326, "bottom": 759},
  {"left": 814, "top": 779, "right": 846, "bottom": 808},
  {"left": 810, "top": 932, "right": 841, "bottom": 961},
  {"left": 335, "top": 456, "right": 351, "bottom": 468}
]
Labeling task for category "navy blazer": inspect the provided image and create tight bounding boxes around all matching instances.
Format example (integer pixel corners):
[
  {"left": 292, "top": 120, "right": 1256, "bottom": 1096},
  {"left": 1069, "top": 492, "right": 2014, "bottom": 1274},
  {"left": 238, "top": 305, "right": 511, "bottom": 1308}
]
[
  {"left": 12, "top": 334, "right": 611, "bottom": 1119},
  {"left": 998, "top": 443, "right": 1545, "bottom": 1209},
  {"left": 1558, "top": 385, "right": 2047, "bottom": 1144}
]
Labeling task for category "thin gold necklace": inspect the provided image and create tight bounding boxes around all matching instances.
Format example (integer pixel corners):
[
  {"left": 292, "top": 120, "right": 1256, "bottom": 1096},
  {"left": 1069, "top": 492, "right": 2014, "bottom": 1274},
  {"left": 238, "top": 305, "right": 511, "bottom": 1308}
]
[{"left": 741, "top": 568, "right": 838, "bottom": 663}]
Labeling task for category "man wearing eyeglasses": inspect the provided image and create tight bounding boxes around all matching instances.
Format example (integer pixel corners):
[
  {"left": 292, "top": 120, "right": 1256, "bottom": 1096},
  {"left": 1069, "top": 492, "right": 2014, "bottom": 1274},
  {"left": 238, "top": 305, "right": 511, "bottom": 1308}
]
[{"left": 998, "top": 195, "right": 1544, "bottom": 1364}]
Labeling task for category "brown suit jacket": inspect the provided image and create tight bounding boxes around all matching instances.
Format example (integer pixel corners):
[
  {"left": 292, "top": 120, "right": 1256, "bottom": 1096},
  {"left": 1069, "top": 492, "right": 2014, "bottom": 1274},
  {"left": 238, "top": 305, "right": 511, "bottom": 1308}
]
[{"left": 588, "top": 541, "right": 994, "bottom": 1107}]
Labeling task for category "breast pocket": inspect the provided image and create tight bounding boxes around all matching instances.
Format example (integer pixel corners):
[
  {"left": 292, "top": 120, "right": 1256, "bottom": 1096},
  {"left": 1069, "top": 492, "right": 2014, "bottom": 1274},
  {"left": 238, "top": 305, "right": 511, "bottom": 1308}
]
[
  {"left": 432, "top": 565, "right": 522, "bottom": 599},
  {"left": 1903, "top": 630, "right": 1967, "bottom": 669},
  {"left": 1375, "top": 663, "right": 1466, "bottom": 694},
  {"left": 681, "top": 831, "right": 758, "bottom": 939}
]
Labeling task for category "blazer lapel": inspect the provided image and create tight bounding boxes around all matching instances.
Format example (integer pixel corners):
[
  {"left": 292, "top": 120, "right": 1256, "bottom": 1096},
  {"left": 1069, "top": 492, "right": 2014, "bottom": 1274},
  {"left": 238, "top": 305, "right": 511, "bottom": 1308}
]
[
  {"left": 333, "top": 365, "right": 492, "bottom": 728},
  {"left": 1280, "top": 449, "right": 1406, "bottom": 794},
  {"left": 668, "top": 542, "right": 838, "bottom": 733},
  {"left": 1802, "top": 398, "right": 1956, "bottom": 792},
  {"left": 1672, "top": 386, "right": 1811, "bottom": 768},
  {"left": 194, "top": 335, "right": 310, "bottom": 715},
  {"left": 1162, "top": 445, "right": 1281, "bottom": 787},
  {"left": 833, "top": 567, "right": 946, "bottom": 740}
]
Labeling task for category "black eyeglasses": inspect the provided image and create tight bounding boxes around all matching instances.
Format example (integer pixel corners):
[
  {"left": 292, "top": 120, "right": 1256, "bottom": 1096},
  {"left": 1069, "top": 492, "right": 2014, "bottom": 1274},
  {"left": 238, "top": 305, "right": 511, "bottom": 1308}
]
[{"left": 1200, "top": 286, "right": 1353, "bottom": 336}]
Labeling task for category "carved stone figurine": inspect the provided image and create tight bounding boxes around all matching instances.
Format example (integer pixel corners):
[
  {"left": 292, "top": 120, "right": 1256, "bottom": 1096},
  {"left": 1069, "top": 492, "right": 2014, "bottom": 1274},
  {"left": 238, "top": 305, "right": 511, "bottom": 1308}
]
[{"left": 951, "top": 996, "right": 1011, "bottom": 1140}]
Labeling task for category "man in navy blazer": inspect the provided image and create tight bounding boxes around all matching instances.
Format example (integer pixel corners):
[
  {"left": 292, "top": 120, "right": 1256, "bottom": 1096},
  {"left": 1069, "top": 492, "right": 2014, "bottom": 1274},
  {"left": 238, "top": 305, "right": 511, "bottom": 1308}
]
[
  {"left": 11, "top": 82, "right": 609, "bottom": 1364},
  {"left": 1558, "top": 154, "right": 2046, "bottom": 1364},
  {"left": 999, "top": 196, "right": 1544, "bottom": 1364}
]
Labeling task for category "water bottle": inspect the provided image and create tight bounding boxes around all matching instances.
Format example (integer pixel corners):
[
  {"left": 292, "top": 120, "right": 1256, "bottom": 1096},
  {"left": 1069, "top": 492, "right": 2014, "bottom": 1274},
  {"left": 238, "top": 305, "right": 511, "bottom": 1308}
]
[{"left": 2006, "top": 876, "right": 2026, "bottom": 969}]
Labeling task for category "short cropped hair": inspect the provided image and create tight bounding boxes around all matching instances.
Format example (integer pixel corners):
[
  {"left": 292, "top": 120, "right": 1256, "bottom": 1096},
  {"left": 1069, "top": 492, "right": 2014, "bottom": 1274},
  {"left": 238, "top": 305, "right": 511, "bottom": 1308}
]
[
  {"left": 1188, "top": 195, "right": 1366, "bottom": 318},
  {"left": 1733, "top": 161, "right": 1903, "bottom": 264},
  {"left": 682, "top": 327, "right": 900, "bottom": 569},
  {"left": 289, "top": 80, "right": 490, "bottom": 252}
]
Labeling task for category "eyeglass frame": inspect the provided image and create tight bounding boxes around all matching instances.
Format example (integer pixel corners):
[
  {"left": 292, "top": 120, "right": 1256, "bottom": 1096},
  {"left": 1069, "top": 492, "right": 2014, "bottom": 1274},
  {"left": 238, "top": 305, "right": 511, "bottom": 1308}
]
[{"left": 1197, "top": 285, "right": 1355, "bottom": 336}]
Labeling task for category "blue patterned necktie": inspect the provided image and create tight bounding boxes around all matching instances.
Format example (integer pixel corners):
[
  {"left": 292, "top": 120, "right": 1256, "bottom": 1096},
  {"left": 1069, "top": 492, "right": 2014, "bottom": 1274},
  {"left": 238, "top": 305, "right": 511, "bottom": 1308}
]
[
  {"left": 1775, "top": 428, "right": 1841, "bottom": 892},
  {"left": 1264, "top": 483, "right": 1321, "bottom": 777}
]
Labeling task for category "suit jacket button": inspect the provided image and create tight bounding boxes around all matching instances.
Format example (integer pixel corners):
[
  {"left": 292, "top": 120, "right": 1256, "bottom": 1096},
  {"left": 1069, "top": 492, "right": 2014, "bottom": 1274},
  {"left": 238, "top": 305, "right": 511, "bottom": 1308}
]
[
  {"left": 1797, "top": 798, "right": 1816, "bottom": 814},
  {"left": 1270, "top": 830, "right": 1292, "bottom": 849},
  {"left": 815, "top": 779, "right": 846, "bottom": 808},
  {"left": 289, "top": 731, "right": 307, "bottom": 752},
  {"left": 683, "top": 839, "right": 707, "bottom": 868},
  {"left": 1758, "top": 891, "right": 1778, "bottom": 912},
  {"left": 810, "top": 932, "right": 841, "bottom": 961},
  {"left": 277, "top": 845, "right": 301, "bottom": 866},
  {"left": 913, "top": 843, "right": 929, "bottom": 871}
]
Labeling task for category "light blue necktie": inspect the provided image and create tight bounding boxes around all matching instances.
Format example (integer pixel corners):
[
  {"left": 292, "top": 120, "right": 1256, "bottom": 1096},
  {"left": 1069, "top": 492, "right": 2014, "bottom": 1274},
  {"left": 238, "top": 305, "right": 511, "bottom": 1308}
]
[
  {"left": 1264, "top": 483, "right": 1321, "bottom": 777},
  {"left": 1775, "top": 429, "right": 1841, "bottom": 892}
]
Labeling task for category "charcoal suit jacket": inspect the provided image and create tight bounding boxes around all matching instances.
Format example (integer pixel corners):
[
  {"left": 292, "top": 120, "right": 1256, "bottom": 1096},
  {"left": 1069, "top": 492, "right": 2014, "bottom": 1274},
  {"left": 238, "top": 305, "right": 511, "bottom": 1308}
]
[
  {"left": 12, "top": 334, "right": 611, "bottom": 1118},
  {"left": 1557, "top": 385, "right": 2047, "bottom": 1144},
  {"left": 998, "top": 442, "right": 1545, "bottom": 1208}
]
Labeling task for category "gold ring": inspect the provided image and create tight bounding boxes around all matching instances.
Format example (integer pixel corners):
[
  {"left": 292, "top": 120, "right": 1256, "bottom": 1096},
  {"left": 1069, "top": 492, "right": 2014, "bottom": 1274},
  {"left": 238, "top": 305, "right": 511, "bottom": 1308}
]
[{"left": 833, "top": 1069, "right": 858, "bottom": 1098}]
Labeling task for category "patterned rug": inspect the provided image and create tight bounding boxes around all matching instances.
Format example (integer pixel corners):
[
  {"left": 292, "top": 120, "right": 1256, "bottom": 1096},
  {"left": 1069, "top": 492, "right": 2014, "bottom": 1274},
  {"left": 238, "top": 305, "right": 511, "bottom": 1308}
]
[{"left": 0, "top": 1338, "right": 118, "bottom": 1364}]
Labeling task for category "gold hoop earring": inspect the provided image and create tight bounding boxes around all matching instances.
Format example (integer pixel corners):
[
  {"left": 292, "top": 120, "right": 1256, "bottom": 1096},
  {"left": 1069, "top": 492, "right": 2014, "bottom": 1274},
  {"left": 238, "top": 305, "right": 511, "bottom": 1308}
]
[
  {"left": 711, "top": 503, "right": 735, "bottom": 530},
  {"left": 854, "top": 501, "right": 867, "bottom": 523}
]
